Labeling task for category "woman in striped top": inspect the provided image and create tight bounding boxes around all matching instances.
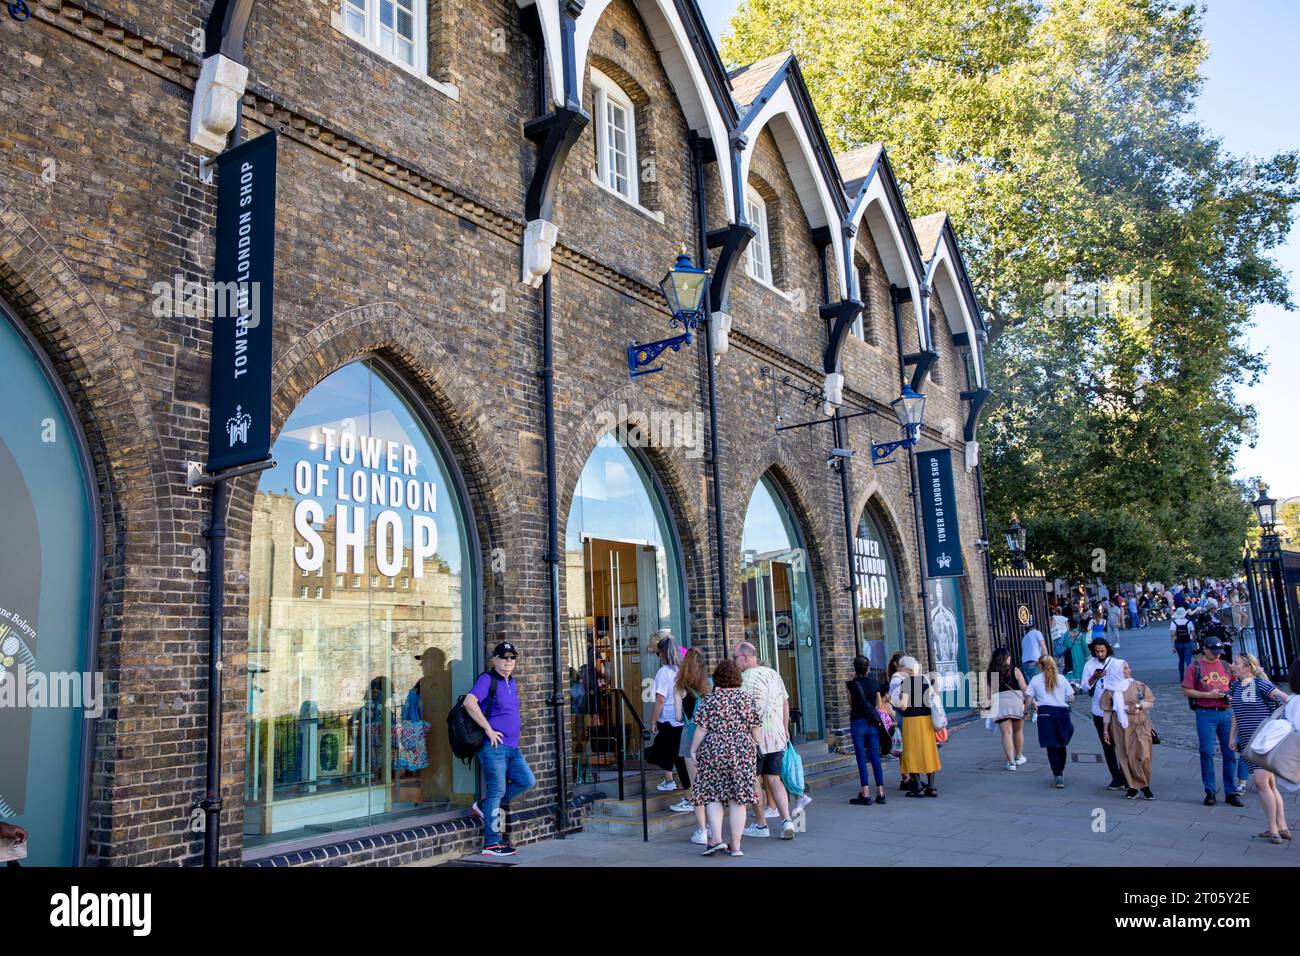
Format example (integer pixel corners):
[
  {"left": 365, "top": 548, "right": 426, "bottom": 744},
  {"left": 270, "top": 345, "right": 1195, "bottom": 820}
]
[{"left": 1228, "top": 653, "right": 1292, "bottom": 844}]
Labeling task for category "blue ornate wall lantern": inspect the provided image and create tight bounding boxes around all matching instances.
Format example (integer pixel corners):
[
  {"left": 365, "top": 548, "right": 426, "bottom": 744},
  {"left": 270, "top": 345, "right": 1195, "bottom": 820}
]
[
  {"left": 870, "top": 385, "right": 926, "bottom": 465},
  {"left": 628, "top": 250, "right": 710, "bottom": 378}
]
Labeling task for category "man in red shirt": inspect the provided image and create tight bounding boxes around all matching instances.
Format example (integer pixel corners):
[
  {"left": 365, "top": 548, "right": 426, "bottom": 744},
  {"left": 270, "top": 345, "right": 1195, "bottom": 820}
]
[{"left": 1181, "top": 636, "right": 1243, "bottom": 807}]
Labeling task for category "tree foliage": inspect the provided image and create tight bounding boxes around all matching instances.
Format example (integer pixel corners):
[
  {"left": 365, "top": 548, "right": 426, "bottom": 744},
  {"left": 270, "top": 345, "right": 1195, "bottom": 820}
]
[{"left": 724, "top": 0, "right": 1299, "bottom": 580}]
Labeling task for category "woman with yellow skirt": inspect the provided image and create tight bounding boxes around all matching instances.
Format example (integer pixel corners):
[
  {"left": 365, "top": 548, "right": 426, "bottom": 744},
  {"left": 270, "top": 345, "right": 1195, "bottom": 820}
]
[{"left": 891, "top": 655, "right": 941, "bottom": 797}]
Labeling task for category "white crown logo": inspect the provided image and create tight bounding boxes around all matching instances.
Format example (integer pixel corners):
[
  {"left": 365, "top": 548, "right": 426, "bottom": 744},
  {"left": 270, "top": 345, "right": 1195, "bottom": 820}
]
[
  {"left": 226, "top": 405, "right": 252, "bottom": 447},
  {"left": 936, "top": 553, "right": 952, "bottom": 569}
]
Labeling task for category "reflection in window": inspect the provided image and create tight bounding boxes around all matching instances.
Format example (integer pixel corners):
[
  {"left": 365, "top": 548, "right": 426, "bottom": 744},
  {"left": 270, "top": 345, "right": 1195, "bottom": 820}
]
[
  {"left": 245, "top": 359, "right": 476, "bottom": 850},
  {"left": 740, "top": 476, "right": 821, "bottom": 740},
  {"left": 855, "top": 510, "right": 903, "bottom": 672},
  {"left": 564, "top": 434, "right": 684, "bottom": 786}
]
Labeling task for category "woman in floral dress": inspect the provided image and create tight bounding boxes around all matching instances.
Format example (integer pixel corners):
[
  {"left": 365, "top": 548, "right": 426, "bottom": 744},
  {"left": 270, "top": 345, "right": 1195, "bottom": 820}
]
[{"left": 689, "top": 658, "right": 761, "bottom": 857}]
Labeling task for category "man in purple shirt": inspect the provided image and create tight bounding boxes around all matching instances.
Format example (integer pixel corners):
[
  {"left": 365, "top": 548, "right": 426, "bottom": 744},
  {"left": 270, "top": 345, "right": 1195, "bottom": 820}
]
[{"left": 464, "top": 641, "right": 534, "bottom": 856}]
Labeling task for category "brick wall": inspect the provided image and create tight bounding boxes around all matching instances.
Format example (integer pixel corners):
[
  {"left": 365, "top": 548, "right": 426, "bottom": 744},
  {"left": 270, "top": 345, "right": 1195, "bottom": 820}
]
[{"left": 0, "top": 0, "right": 994, "bottom": 865}]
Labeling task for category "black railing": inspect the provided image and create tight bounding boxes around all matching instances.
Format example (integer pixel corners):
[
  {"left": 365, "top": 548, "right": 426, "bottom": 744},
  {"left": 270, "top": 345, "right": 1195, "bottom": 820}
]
[{"left": 612, "top": 687, "right": 651, "bottom": 842}]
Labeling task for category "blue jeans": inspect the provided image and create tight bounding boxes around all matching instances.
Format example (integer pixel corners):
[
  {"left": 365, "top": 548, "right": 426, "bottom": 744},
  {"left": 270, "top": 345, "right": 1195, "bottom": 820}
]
[
  {"left": 1194, "top": 708, "right": 1239, "bottom": 795},
  {"left": 1020, "top": 661, "right": 1039, "bottom": 684},
  {"left": 850, "top": 719, "right": 885, "bottom": 789},
  {"left": 479, "top": 744, "right": 535, "bottom": 846},
  {"left": 1175, "top": 641, "right": 1194, "bottom": 682}
]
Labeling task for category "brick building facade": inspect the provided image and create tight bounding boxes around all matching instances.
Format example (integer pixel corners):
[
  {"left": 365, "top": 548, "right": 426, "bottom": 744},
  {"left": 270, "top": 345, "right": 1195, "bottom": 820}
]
[{"left": 0, "top": 0, "right": 995, "bottom": 866}]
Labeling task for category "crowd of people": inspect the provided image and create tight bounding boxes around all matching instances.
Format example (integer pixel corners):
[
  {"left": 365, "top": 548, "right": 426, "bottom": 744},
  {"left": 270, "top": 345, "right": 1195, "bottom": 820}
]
[{"left": 447, "top": 575, "right": 1296, "bottom": 860}]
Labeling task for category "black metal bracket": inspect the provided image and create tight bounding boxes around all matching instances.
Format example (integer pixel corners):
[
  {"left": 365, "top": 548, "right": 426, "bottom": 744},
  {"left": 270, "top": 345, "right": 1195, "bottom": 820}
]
[
  {"left": 523, "top": 106, "right": 590, "bottom": 223},
  {"left": 706, "top": 222, "right": 757, "bottom": 314},
  {"left": 904, "top": 349, "right": 939, "bottom": 393},
  {"left": 203, "top": 0, "right": 256, "bottom": 62},
  {"left": 960, "top": 386, "right": 992, "bottom": 442},
  {"left": 820, "top": 298, "right": 864, "bottom": 374}
]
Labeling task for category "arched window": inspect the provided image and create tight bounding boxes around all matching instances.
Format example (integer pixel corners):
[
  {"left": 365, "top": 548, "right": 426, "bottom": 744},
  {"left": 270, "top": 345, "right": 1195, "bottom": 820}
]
[
  {"left": 740, "top": 475, "right": 822, "bottom": 741},
  {"left": 244, "top": 358, "right": 478, "bottom": 850},
  {"left": 745, "top": 185, "right": 773, "bottom": 285},
  {"left": 0, "top": 305, "right": 99, "bottom": 866},
  {"left": 855, "top": 509, "right": 904, "bottom": 672},
  {"left": 564, "top": 433, "right": 686, "bottom": 785}
]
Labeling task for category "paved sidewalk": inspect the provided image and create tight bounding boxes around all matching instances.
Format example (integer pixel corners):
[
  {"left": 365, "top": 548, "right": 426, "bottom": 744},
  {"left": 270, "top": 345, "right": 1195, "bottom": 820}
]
[{"left": 508, "top": 628, "right": 1296, "bottom": 867}]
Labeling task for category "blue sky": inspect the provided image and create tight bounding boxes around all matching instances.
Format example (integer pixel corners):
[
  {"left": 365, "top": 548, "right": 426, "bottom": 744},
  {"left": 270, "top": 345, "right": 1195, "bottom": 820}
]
[{"left": 697, "top": 0, "right": 1298, "bottom": 498}]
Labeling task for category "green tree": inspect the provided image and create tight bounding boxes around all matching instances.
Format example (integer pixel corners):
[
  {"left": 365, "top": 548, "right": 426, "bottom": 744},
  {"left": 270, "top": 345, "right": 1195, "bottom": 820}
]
[{"left": 724, "top": 0, "right": 1299, "bottom": 580}]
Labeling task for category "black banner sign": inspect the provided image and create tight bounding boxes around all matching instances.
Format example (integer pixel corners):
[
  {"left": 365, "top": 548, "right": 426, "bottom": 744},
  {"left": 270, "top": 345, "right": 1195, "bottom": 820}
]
[
  {"left": 917, "top": 447, "right": 965, "bottom": 578},
  {"left": 206, "top": 131, "right": 277, "bottom": 472}
]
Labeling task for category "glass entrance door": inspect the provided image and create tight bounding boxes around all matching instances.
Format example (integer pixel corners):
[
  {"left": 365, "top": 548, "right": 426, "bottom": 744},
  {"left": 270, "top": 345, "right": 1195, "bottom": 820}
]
[
  {"left": 569, "top": 536, "right": 666, "bottom": 784},
  {"left": 741, "top": 550, "right": 821, "bottom": 742}
]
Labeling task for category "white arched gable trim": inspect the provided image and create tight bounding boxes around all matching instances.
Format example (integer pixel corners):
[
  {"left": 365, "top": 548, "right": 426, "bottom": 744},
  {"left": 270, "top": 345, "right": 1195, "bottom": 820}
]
[
  {"left": 739, "top": 84, "right": 846, "bottom": 298},
  {"left": 848, "top": 173, "right": 924, "bottom": 344},
  {"left": 926, "top": 242, "right": 985, "bottom": 386},
  {"left": 572, "top": 0, "right": 736, "bottom": 220}
]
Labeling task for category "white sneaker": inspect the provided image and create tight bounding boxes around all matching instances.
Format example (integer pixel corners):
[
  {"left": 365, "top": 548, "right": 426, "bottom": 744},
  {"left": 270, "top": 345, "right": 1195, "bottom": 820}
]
[
  {"left": 742, "top": 823, "right": 770, "bottom": 838},
  {"left": 763, "top": 806, "right": 779, "bottom": 819},
  {"left": 669, "top": 799, "right": 693, "bottom": 813},
  {"left": 656, "top": 780, "right": 677, "bottom": 792},
  {"left": 793, "top": 794, "right": 813, "bottom": 813},
  {"left": 1005, "top": 761, "right": 1017, "bottom": 771},
  {"left": 780, "top": 819, "right": 796, "bottom": 840},
  {"left": 1015, "top": 754, "right": 1027, "bottom": 765},
  {"left": 689, "top": 829, "right": 708, "bottom": 845}
]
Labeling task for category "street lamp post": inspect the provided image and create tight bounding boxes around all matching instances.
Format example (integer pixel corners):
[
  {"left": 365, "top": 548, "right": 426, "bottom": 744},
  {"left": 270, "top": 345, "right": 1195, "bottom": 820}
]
[
  {"left": 1006, "top": 515, "right": 1028, "bottom": 570},
  {"left": 627, "top": 250, "right": 710, "bottom": 377},
  {"left": 869, "top": 385, "right": 927, "bottom": 465},
  {"left": 1253, "top": 482, "right": 1280, "bottom": 555}
]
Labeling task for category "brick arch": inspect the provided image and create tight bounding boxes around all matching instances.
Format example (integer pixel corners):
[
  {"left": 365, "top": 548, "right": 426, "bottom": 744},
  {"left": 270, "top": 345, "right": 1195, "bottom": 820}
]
[
  {"left": 0, "top": 197, "right": 178, "bottom": 863},
  {"left": 555, "top": 382, "right": 709, "bottom": 609},
  {"left": 222, "top": 301, "right": 521, "bottom": 632}
]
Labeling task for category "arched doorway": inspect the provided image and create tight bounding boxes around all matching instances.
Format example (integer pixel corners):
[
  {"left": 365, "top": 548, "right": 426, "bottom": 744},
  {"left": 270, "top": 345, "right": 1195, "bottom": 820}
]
[
  {"left": 0, "top": 303, "right": 100, "bottom": 866},
  {"left": 855, "top": 507, "right": 905, "bottom": 674},
  {"left": 243, "top": 358, "right": 480, "bottom": 850},
  {"left": 564, "top": 433, "right": 688, "bottom": 786},
  {"left": 740, "top": 475, "right": 822, "bottom": 741}
]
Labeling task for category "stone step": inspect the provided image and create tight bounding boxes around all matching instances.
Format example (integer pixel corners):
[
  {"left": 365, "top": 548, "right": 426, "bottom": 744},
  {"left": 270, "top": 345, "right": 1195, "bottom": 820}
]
[{"left": 585, "top": 762, "right": 861, "bottom": 837}]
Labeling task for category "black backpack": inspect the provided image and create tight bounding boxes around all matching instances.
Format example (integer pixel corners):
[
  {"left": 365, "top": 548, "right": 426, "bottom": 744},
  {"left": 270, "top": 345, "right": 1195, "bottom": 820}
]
[
  {"left": 1175, "top": 621, "right": 1191, "bottom": 643},
  {"left": 447, "top": 670, "right": 501, "bottom": 763}
]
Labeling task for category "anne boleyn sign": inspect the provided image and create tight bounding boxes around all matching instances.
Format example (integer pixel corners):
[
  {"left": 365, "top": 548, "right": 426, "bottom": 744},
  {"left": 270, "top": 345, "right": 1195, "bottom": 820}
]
[
  {"left": 206, "top": 131, "right": 277, "bottom": 472},
  {"left": 917, "top": 447, "right": 965, "bottom": 578}
]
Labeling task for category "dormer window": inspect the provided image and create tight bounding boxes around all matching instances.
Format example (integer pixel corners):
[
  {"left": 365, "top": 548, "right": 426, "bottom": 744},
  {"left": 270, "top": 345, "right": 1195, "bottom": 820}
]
[
  {"left": 342, "top": 0, "right": 424, "bottom": 72},
  {"left": 745, "top": 186, "right": 772, "bottom": 285},
  {"left": 592, "top": 69, "right": 638, "bottom": 203}
]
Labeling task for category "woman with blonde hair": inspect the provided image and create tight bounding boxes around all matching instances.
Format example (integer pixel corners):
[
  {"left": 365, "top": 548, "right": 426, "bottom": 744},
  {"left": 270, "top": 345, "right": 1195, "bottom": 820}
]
[
  {"left": 1228, "top": 652, "right": 1291, "bottom": 844},
  {"left": 1024, "top": 654, "right": 1075, "bottom": 788},
  {"left": 891, "top": 656, "right": 941, "bottom": 797},
  {"left": 670, "top": 646, "right": 713, "bottom": 844}
]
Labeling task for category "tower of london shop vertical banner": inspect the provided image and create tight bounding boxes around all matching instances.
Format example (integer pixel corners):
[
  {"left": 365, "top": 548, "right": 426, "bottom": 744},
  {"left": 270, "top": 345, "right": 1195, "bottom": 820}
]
[
  {"left": 917, "top": 448, "right": 965, "bottom": 578},
  {"left": 207, "top": 131, "right": 277, "bottom": 472}
]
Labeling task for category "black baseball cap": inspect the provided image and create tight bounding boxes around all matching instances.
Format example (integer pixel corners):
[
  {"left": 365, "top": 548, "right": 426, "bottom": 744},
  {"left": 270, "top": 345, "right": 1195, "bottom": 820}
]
[
  {"left": 1202, "top": 636, "right": 1225, "bottom": 651},
  {"left": 493, "top": 642, "right": 518, "bottom": 659}
]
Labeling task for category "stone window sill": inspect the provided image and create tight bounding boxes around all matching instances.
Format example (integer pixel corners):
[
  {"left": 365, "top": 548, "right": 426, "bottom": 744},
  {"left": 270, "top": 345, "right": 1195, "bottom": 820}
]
[
  {"left": 330, "top": 11, "right": 459, "bottom": 101},
  {"left": 589, "top": 170, "right": 665, "bottom": 224},
  {"left": 743, "top": 270, "right": 796, "bottom": 304}
]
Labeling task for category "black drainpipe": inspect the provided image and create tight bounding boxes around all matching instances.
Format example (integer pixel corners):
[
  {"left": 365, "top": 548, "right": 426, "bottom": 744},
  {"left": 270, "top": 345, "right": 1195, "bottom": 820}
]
[
  {"left": 818, "top": 243, "right": 860, "bottom": 649},
  {"left": 892, "top": 287, "right": 936, "bottom": 670},
  {"left": 689, "top": 134, "right": 730, "bottom": 648},
  {"left": 530, "top": 37, "right": 568, "bottom": 835}
]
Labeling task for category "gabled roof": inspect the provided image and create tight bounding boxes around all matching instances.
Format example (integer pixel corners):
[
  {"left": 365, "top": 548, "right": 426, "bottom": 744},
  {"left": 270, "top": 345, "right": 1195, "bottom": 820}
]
[
  {"left": 836, "top": 143, "right": 883, "bottom": 196},
  {"left": 911, "top": 211, "right": 947, "bottom": 263},
  {"left": 728, "top": 52, "right": 790, "bottom": 113}
]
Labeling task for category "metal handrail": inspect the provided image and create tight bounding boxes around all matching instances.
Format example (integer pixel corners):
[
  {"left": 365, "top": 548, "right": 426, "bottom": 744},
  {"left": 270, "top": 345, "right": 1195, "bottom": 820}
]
[{"left": 611, "top": 686, "right": 651, "bottom": 842}]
